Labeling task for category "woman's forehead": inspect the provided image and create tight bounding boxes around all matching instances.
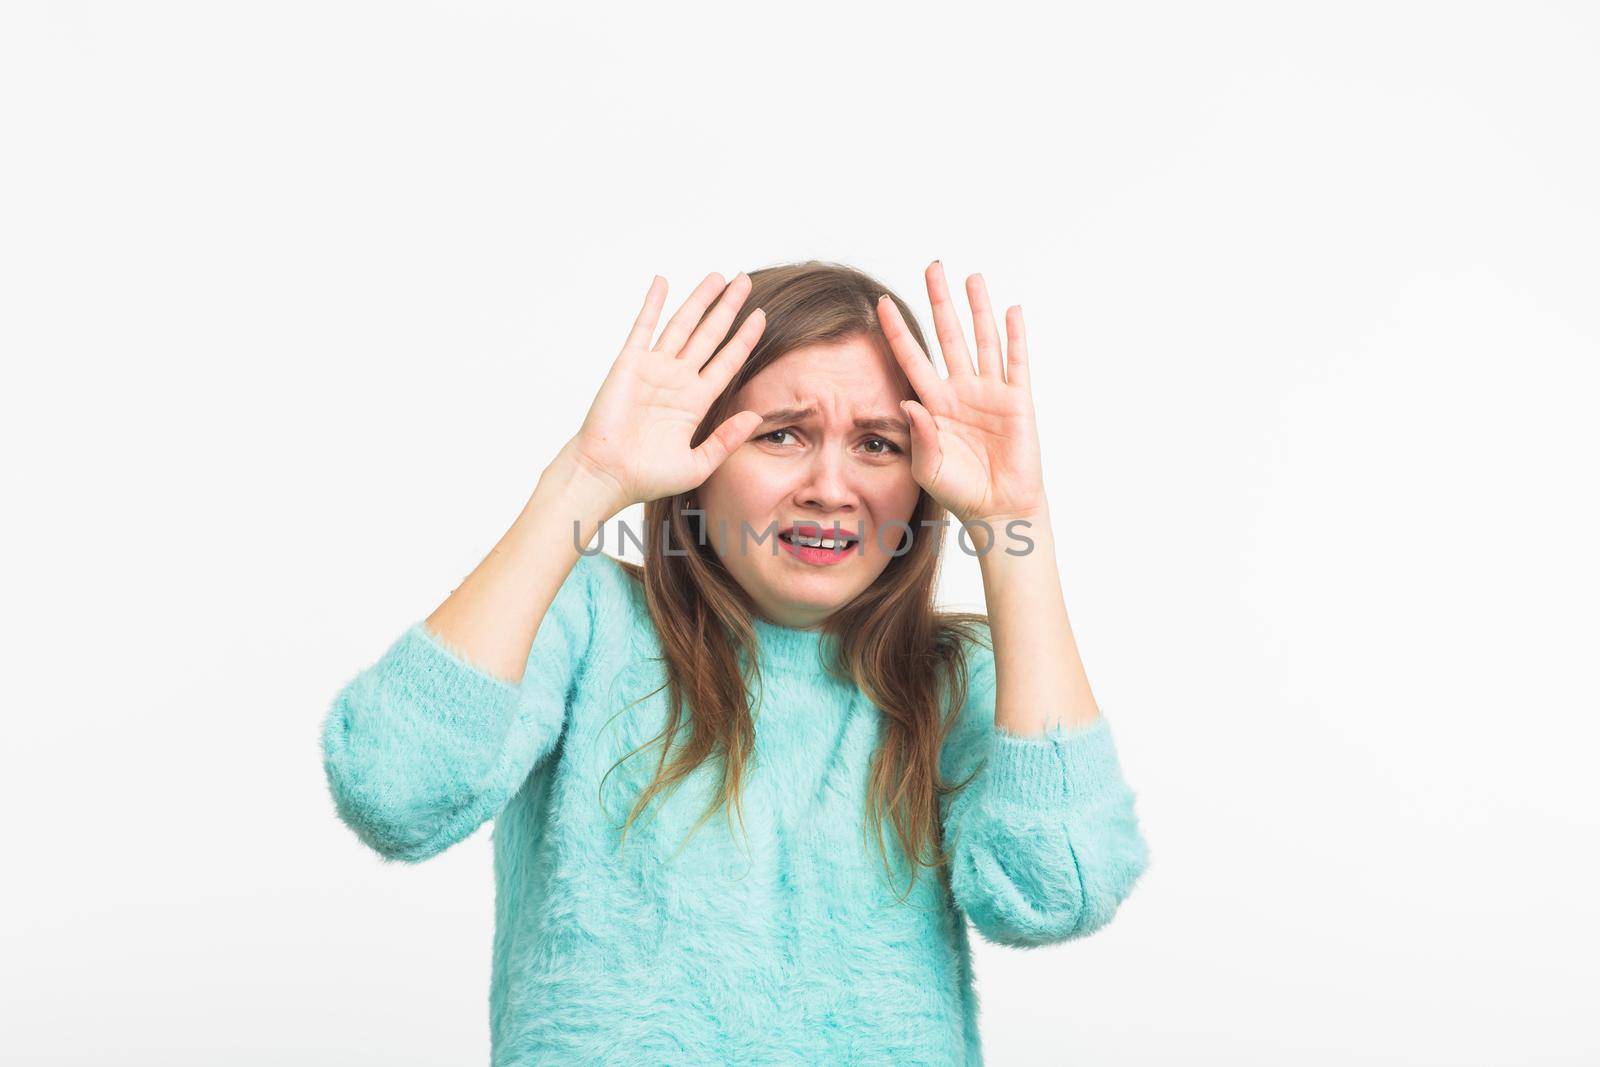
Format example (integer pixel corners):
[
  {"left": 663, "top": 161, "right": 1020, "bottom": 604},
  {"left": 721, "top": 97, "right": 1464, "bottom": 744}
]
[{"left": 737, "top": 340, "right": 913, "bottom": 409}]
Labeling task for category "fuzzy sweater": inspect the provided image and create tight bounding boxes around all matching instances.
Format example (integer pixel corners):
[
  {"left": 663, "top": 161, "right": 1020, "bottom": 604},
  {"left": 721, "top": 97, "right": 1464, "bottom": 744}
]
[{"left": 320, "top": 550, "right": 1150, "bottom": 1066}]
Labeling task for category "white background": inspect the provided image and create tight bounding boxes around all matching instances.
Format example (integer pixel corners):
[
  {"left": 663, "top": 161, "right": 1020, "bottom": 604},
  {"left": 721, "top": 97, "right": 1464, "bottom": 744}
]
[{"left": 3, "top": 2, "right": 1596, "bottom": 1064}]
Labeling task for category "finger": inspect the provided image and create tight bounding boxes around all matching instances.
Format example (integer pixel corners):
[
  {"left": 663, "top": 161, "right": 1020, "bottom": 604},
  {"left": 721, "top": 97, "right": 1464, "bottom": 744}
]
[
  {"left": 696, "top": 307, "right": 765, "bottom": 394},
  {"left": 1004, "top": 305, "right": 1031, "bottom": 391},
  {"left": 622, "top": 275, "right": 667, "bottom": 354},
  {"left": 691, "top": 409, "right": 763, "bottom": 481},
  {"left": 926, "top": 261, "right": 975, "bottom": 377},
  {"left": 676, "top": 272, "right": 752, "bottom": 363},
  {"left": 654, "top": 272, "right": 731, "bottom": 357},
  {"left": 898, "top": 398, "right": 943, "bottom": 488},
  {"left": 876, "top": 294, "right": 945, "bottom": 408},
  {"left": 966, "top": 273, "right": 1003, "bottom": 380},
  {"left": 898, "top": 398, "right": 934, "bottom": 450}
]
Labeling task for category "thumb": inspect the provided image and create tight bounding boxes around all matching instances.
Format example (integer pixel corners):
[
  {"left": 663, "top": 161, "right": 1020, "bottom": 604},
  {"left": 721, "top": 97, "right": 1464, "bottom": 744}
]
[
  {"left": 899, "top": 399, "right": 939, "bottom": 455},
  {"left": 691, "top": 409, "right": 762, "bottom": 480},
  {"left": 899, "top": 399, "right": 942, "bottom": 487}
]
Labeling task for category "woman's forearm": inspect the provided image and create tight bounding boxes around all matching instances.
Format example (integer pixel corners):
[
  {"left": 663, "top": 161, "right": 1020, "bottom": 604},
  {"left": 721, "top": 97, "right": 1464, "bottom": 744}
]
[
  {"left": 423, "top": 439, "right": 626, "bottom": 684},
  {"left": 972, "top": 499, "right": 1102, "bottom": 737}
]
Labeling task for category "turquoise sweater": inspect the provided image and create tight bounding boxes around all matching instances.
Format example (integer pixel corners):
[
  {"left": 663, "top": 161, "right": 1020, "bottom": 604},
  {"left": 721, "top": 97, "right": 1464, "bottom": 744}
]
[{"left": 321, "top": 550, "right": 1149, "bottom": 1066}]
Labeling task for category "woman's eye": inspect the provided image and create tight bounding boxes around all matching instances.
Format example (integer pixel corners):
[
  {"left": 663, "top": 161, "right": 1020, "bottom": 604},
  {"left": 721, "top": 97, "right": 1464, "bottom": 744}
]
[{"left": 760, "top": 430, "right": 901, "bottom": 454}]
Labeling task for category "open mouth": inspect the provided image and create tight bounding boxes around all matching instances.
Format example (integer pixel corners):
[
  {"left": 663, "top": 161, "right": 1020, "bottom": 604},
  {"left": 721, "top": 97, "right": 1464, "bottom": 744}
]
[{"left": 777, "top": 524, "right": 860, "bottom": 564}]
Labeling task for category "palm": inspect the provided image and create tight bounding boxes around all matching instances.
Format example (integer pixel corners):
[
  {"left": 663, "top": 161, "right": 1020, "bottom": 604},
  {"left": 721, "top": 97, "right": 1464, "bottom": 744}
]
[
  {"left": 571, "top": 273, "right": 767, "bottom": 507},
  {"left": 914, "top": 373, "right": 1043, "bottom": 525},
  {"left": 579, "top": 358, "right": 720, "bottom": 498},
  {"left": 879, "top": 263, "right": 1048, "bottom": 526}
]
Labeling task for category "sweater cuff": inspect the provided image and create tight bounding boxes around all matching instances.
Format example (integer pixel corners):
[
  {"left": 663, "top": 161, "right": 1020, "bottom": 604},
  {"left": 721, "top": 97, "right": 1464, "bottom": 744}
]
[
  {"left": 385, "top": 620, "right": 521, "bottom": 725},
  {"left": 985, "top": 716, "right": 1129, "bottom": 809}
]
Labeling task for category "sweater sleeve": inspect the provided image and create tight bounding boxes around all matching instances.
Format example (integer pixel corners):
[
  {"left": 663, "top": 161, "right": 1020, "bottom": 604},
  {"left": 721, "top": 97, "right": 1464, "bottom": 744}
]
[
  {"left": 938, "top": 628, "right": 1151, "bottom": 947},
  {"left": 320, "top": 551, "right": 600, "bottom": 863}
]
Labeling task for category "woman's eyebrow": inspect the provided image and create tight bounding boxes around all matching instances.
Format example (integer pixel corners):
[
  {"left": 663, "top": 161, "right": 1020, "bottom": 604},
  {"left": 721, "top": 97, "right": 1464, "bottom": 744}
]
[
  {"left": 757, "top": 406, "right": 816, "bottom": 425},
  {"left": 855, "top": 414, "right": 910, "bottom": 435},
  {"left": 758, "top": 406, "right": 910, "bottom": 434}
]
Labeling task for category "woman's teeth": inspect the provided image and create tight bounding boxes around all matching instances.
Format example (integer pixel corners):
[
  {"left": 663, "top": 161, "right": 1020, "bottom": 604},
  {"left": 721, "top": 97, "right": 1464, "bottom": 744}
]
[{"left": 784, "top": 532, "right": 848, "bottom": 548}]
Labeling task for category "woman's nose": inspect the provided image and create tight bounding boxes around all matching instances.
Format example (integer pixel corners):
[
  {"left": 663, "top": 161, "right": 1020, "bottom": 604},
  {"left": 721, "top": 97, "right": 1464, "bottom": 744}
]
[{"left": 794, "top": 451, "right": 857, "bottom": 513}]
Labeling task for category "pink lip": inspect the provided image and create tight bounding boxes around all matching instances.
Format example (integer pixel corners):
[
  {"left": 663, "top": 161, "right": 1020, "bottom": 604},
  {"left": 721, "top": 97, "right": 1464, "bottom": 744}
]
[{"left": 777, "top": 530, "right": 859, "bottom": 567}]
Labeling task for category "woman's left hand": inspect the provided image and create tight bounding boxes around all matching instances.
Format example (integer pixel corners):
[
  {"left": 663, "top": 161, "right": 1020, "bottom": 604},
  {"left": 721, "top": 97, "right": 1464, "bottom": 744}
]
[{"left": 877, "top": 262, "right": 1048, "bottom": 528}]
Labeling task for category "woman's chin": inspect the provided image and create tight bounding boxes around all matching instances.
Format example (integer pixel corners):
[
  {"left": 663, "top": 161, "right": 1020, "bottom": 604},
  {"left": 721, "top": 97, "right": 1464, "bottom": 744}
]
[{"left": 762, "top": 570, "right": 865, "bottom": 614}]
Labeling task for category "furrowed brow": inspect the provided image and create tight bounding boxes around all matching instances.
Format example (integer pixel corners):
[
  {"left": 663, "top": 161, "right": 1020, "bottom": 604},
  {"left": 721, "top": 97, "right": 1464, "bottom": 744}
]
[
  {"left": 854, "top": 415, "right": 910, "bottom": 435},
  {"left": 757, "top": 406, "right": 817, "bottom": 424},
  {"left": 758, "top": 406, "right": 909, "bottom": 435}
]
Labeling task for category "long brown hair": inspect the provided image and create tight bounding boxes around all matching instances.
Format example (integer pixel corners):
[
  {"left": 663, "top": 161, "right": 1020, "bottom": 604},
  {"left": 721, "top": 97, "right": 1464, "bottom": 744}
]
[{"left": 601, "top": 259, "right": 991, "bottom": 903}]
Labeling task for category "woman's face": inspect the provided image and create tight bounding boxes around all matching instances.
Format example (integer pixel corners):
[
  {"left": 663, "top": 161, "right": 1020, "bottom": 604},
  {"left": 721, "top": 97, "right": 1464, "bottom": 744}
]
[{"left": 695, "top": 334, "right": 923, "bottom": 628}]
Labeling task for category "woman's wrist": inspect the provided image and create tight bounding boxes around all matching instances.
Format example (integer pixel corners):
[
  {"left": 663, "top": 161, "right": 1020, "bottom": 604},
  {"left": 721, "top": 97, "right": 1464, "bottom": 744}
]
[{"left": 522, "top": 442, "right": 631, "bottom": 547}]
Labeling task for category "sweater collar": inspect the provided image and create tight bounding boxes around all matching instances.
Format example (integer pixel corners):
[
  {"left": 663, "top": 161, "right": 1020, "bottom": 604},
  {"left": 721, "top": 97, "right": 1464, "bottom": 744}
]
[{"left": 748, "top": 615, "right": 837, "bottom": 676}]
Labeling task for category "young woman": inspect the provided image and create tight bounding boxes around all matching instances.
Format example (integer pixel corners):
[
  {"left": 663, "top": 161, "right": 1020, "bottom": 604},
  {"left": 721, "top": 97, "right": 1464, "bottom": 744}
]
[{"left": 321, "top": 260, "right": 1151, "bottom": 1065}]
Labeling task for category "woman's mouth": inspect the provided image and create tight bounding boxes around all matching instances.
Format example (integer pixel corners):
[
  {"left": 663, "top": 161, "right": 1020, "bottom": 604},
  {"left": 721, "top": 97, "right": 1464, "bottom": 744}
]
[{"left": 777, "top": 526, "right": 860, "bottom": 566}]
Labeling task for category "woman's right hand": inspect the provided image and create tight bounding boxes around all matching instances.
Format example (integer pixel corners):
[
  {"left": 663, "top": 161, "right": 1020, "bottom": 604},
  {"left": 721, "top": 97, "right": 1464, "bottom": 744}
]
[{"left": 565, "top": 272, "right": 767, "bottom": 511}]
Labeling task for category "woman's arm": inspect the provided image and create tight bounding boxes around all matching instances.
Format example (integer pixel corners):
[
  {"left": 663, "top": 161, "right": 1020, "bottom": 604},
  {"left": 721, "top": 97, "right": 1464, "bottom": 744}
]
[
  {"left": 878, "top": 261, "right": 1100, "bottom": 736},
  {"left": 939, "top": 507, "right": 1150, "bottom": 946},
  {"left": 970, "top": 499, "right": 1099, "bottom": 737},
  {"left": 424, "top": 441, "right": 626, "bottom": 684},
  {"left": 321, "top": 271, "right": 769, "bottom": 863},
  {"left": 320, "top": 450, "right": 615, "bottom": 863},
  {"left": 880, "top": 262, "right": 1150, "bottom": 944}
]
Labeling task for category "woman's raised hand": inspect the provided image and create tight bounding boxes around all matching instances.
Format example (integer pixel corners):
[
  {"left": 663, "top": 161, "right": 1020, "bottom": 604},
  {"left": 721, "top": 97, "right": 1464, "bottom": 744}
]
[
  {"left": 567, "top": 272, "right": 767, "bottom": 510},
  {"left": 876, "top": 262, "right": 1047, "bottom": 527}
]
